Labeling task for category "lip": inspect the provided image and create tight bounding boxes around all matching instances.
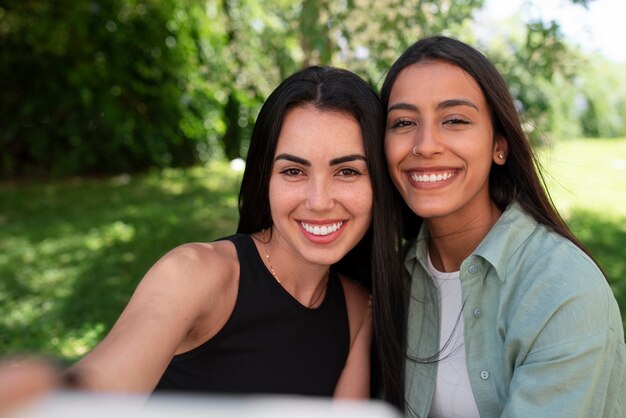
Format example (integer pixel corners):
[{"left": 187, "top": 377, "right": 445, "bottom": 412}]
[
  {"left": 404, "top": 167, "right": 460, "bottom": 189},
  {"left": 298, "top": 219, "right": 347, "bottom": 244}
]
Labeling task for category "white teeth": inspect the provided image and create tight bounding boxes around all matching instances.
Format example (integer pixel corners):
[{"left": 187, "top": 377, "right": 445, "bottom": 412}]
[
  {"left": 411, "top": 171, "right": 455, "bottom": 183},
  {"left": 301, "top": 221, "right": 343, "bottom": 236}
]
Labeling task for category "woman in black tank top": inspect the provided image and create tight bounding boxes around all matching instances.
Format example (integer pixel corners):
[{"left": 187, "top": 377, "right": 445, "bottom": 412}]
[{"left": 24, "top": 66, "right": 403, "bottom": 403}]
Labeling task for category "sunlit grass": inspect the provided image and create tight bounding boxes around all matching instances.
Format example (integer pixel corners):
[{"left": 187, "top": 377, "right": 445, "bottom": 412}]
[
  {"left": 0, "top": 161, "right": 242, "bottom": 361},
  {"left": 539, "top": 137, "right": 626, "bottom": 220}
]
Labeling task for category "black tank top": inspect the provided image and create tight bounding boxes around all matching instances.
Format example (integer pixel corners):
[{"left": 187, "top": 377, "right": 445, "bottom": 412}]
[{"left": 155, "top": 234, "right": 350, "bottom": 396}]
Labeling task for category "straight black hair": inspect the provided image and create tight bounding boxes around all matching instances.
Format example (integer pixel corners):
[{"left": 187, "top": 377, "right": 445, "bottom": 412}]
[{"left": 237, "top": 66, "right": 405, "bottom": 405}]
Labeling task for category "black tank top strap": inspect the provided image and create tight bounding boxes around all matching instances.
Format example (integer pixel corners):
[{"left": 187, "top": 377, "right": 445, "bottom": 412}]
[{"left": 155, "top": 234, "right": 350, "bottom": 396}]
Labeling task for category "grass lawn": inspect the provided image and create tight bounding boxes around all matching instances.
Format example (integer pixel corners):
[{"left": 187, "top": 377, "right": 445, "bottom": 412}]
[
  {"left": 539, "top": 137, "right": 626, "bottom": 218},
  {"left": 1, "top": 138, "right": 625, "bottom": 362},
  {"left": 0, "top": 161, "right": 242, "bottom": 361}
]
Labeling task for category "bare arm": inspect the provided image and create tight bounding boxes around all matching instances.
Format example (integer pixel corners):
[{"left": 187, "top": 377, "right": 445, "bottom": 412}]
[
  {"left": 69, "top": 242, "right": 238, "bottom": 392},
  {"left": 333, "top": 277, "right": 373, "bottom": 399}
]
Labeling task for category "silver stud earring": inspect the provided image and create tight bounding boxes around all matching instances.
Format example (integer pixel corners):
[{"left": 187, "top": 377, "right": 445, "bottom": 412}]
[
  {"left": 498, "top": 153, "right": 505, "bottom": 159},
  {"left": 412, "top": 146, "right": 420, "bottom": 156}
]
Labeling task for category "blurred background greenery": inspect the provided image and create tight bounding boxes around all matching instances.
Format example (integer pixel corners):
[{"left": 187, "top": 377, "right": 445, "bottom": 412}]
[{"left": 0, "top": 0, "right": 625, "bottom": 361}]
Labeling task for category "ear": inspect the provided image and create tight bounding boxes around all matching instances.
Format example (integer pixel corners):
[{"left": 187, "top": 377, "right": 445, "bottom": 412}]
[{"left": 492, "top": 136, "right": 509, "bottom": 165}]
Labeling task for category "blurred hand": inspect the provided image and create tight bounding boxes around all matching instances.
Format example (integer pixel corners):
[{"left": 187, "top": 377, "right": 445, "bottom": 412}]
[{"left": 0, "top": 358, "right": 58, "bottom": 415}]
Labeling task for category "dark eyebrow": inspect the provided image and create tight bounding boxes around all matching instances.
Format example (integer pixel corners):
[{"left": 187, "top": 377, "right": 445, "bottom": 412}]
[
  {"left": 387, "top": 99, "right": 479, "bottom": 113},
  {"left": 274, "top": 153, "right": 366, "bottom": 166},
  {"left": 437, "top": 99, "right": 479, "bottom": 111},
  {"left": 329, "top": 154, "right": 367, "bottom": 165},
  {"left": 274, "top": 153, "right": 310, "bottom": 166},
  {"left": 387, "top": 102, "right": 417, "bottom": 113}
]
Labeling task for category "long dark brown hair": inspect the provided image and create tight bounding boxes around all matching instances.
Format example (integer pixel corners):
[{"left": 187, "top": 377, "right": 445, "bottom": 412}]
[{"left": 378, "top": 35, "right": 598, "bottom": 410}]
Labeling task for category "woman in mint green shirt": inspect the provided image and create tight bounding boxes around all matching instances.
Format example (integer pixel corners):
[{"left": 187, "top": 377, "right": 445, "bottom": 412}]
[{"left": 374, "top": 35, "right": 625, "bottom": 417}]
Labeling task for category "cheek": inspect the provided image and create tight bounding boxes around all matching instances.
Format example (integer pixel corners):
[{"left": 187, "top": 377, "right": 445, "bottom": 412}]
[
  {"left": 476, "top": 141, "right": 499, "bottom": 172},
  {"left": 362, "top": 188, "right": 374, "bottom": 228},
  {"left": 343, "top": 183, "right": 373, "bottom": 218},
  {"left": 268, "top": 177, "right": 278, "bottom": 207},
  {"left": 353, "top": 188, "right": 373, "bottom": 233},
  {"left": 363, "top": 187, "right": 374, "bottom": 217},
  {"left": 384, "top": 137, "right": 406, "bottom": 171},
  {"left": 383, "top": 145, "right": 406, "bottom": 189},
  {"left": 268, "top": 179, "right": 292, "bottom": 215}
]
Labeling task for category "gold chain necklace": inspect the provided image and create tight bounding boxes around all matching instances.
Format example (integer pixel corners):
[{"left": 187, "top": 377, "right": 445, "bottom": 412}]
[{"left": 263, "top": 230, "right": 328, "bottom": 308}]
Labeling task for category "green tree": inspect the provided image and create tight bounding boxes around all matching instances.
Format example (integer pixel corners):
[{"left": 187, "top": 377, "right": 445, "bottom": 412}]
[
  {"left": 0, "top": 0, "right": 222, "bottom": 177},
  {"left": 213, "top": 0, "right": 485, "bottom": 157},
  {"left": 328, "top": 0, "right": 484, "bottom": 85},
  {"left": 578, "top": 55, "right": 626, "bottom": 138},
  {"left": 0, "top": 0, "right": 609, "bottom": 177},
  {"left": 216, "top": 0, "right": 301, "bottom": 160},
  {"left": 480, "top": 16, "right": 591, "bottom": 144}
]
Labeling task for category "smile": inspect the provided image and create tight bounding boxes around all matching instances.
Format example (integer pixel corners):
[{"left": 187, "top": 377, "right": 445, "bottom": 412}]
[
  {"left": 301, "top": 221, "right": 344, "bottom": 236},
  {"left": 410, "top": 171, "right": 456, "bottom": 183}
]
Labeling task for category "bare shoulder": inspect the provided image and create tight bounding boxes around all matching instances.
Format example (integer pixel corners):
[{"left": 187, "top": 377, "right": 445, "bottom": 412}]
[
  {"left": 156, "top": 240, "right": 237, "bottom": 268},
  {"left": 68, "top": 239, "right": 241, "bottom": 391},
  {"left": 136, "top": 239, "right": 240, "bottom": 314},
  {"left": 148, "top": 240, "right": 237, "bottom": 285}
]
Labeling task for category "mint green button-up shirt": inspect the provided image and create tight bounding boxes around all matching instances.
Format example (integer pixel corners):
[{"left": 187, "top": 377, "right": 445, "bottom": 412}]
[{"left": 404, "top": 202, "right": 625, "bottom": 418}]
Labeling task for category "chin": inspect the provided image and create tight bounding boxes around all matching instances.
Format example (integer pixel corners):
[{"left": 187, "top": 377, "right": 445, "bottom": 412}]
[
  {"left": 302, "top": 245, "right": 352, "bottom": 268},
  {"left": 406, "top": 202, "right": 447, "bottom": 219}
]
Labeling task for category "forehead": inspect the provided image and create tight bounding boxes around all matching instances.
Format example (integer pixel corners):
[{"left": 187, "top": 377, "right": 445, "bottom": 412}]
[
  {"left": 389, "top": 60, "right": 486, "bottom": 108},
  {"left": 276, "top": 106, "right": 365, "bottom": 155}
]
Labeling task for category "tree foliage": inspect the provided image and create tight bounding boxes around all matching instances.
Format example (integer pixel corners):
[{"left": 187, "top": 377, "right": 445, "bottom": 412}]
[
  {"left": 478, "top": 0, "right": 625, "bottom": 143},
  {"left": 578, "top": 56, "right": 626, "bottom": 138},
  {"left": 0, "top": 0, "right": 222, "bottom": 177},
  {"left": 0, "top": 0, "right": 619, "bottom": 178},
  {"left": 328, "top": 0, "right": 483, "bottom": 84},
  {"left": 484, "top": 19, "right": 582, "bottom": 144}
]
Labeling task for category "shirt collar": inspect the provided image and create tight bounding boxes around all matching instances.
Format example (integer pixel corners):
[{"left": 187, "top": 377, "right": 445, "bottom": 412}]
[
  {"left": 404, "top": 202, "right": 539, "bottom": 282},
  {"left": 404, "top": 220, "right": 430, "bottom": 274}
]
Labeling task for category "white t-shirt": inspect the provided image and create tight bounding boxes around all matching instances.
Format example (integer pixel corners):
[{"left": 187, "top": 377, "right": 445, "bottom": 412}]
[{"left": 426, "top": 253, "right": 480, "bottom": 418}]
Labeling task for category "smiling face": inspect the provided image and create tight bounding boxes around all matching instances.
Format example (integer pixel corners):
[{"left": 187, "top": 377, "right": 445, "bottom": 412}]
[
  {"left": 268, "top": 105, "right": 373, "bottom": 269},
  {"left": 385, "top": 60, "right": 507, "bottom": 226}
]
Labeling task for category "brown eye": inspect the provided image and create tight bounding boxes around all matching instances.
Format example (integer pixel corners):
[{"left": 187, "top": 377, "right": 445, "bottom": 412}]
[
  {"left": 390, "top": 118, "right": 414, "bottom": 129},
  {"left": 338, "top": 168, "right": 360, "bottom": 177},
  {"left": 280, "top": 168, "right": 303, "bottom": 176},
  {"left": 443, "top": 118, "right": 470, "bottom": 125}
]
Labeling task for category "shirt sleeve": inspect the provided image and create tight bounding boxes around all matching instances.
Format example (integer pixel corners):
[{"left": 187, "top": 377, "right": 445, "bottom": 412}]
[
  {"left": 499, "top": 254, "right": 625, "bottom": 418},
  {"left": 502, "top": 328, "right": 624, "bottom": 417}
]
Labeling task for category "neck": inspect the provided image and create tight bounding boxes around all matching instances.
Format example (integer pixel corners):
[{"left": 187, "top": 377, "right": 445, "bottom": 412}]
[
  {"left": 253, "top": 230, "right": 330, "bottom": 308},
  {"left": 426, "top": 201, "right": 502, "bottom": 272}
]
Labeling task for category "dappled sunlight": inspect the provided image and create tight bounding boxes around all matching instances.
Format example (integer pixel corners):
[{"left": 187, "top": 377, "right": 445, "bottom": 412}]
[
  {"left": 53, "top": 323, "right": 107, "bottom": 359},
  {"left": 0, "top": 162, "right": 241, "bottom": 361},
  {"left": 85, "top": 222, "right": 136, "bottom": 251}
]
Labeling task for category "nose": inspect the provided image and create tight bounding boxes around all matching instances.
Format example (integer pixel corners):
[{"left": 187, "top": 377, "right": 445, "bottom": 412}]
[
  {"left": 305, "top": 176, "right": 334, "bottom": 211},
  {"left": 411, "top": 124, "right": 444, "bottom": 157}
]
